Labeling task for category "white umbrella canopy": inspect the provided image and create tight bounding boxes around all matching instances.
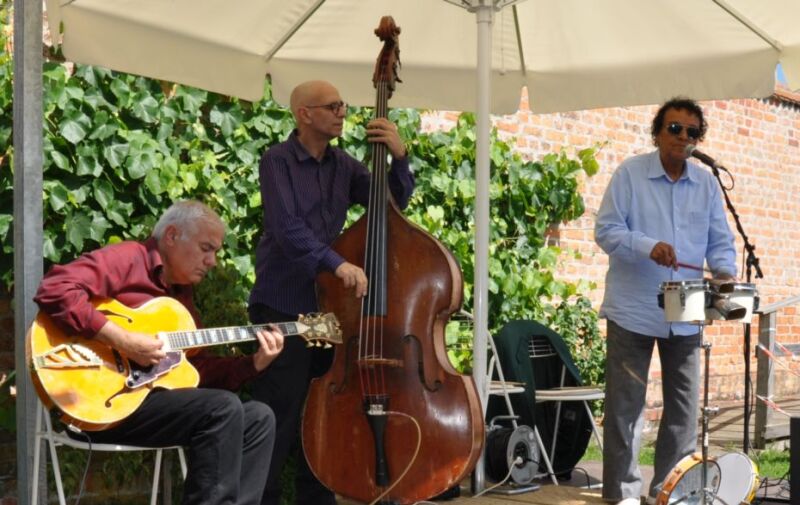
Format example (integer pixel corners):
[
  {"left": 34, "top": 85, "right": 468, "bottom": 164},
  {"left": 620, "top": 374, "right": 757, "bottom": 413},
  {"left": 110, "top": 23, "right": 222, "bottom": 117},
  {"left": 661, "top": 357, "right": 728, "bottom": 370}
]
[{"left": 46, "top": 0, "right": 799, "bottom": 113}]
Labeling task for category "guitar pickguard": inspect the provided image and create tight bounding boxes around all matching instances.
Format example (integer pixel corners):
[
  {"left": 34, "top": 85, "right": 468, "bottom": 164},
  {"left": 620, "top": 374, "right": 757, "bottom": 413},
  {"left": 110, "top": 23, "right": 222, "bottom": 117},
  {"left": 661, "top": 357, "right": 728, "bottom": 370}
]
[{"left": 125, "top": 351, "right": 183, "bottom": 389}]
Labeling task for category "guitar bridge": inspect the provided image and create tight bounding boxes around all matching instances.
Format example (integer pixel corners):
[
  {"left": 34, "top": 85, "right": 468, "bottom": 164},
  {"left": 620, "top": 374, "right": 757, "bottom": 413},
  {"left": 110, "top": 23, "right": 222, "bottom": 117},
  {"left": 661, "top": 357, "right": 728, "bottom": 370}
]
[{"left": 33, "top": 344, "right": 103, "bottom": 370}]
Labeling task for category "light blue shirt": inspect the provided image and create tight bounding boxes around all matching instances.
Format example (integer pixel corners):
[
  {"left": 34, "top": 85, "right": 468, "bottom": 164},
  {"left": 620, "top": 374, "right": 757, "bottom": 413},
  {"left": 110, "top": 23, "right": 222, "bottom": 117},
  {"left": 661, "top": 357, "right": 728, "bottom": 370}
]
[{"left": 595, "top": 150, "right": 737, "bottom": 338}]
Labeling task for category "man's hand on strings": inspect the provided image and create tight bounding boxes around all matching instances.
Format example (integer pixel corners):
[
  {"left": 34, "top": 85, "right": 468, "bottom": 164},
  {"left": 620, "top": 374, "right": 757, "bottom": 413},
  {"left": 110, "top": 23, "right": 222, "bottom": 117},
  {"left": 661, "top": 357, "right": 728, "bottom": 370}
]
[
  {"left": 96, "top": 321, "right": 166, "bottom": 367},
  {"left": 335, "top": 261, "right": 368, "bottom": 298},
  {"left": 366, "top": 118, "right": 407, "bottom": 159},
  {"left": 253, "top": 326, "right": 285, "bottom": 372}
]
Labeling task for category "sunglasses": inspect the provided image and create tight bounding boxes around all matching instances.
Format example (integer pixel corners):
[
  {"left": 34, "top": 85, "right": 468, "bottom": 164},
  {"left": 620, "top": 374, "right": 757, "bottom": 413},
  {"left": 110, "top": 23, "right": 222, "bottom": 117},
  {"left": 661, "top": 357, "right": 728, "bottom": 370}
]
[
  {"left": 666, "top": 122, "right": 701, "bottom": 140},
  {"left": 306, "top": 100, "right": 347, "bottom": 114}
]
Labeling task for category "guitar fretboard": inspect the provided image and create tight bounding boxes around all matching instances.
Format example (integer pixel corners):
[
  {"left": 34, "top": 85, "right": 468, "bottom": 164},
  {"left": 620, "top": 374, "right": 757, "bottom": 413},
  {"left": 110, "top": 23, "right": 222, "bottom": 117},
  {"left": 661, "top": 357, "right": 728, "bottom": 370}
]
[{"left": 165, "top": 322, "right": 299, "bottom": 350}]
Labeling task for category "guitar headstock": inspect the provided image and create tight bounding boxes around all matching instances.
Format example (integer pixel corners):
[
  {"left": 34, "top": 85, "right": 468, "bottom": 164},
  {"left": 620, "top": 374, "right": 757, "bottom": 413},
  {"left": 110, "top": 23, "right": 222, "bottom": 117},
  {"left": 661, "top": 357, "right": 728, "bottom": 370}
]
[{"left": 297, "top": 313, "right": 343, "bottom": 348}]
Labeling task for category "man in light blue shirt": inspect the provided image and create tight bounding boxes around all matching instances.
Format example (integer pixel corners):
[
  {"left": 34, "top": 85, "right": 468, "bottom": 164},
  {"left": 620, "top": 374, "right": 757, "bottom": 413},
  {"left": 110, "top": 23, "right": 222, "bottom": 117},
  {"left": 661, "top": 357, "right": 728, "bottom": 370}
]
[{"left": 595, "top": 97, "right": 736, "bottom": 505}]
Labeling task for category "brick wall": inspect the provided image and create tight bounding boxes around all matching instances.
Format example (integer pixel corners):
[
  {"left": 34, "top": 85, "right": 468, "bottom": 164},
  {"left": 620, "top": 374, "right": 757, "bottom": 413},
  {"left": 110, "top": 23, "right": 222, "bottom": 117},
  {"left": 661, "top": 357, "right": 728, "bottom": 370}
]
[{"left": 424, "top": 89, "right": 800, "bottom": 427}]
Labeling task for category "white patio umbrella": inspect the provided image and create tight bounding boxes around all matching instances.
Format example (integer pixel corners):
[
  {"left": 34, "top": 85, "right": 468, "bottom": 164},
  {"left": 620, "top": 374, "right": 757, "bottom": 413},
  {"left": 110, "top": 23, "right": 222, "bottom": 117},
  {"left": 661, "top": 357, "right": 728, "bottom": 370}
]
[{"left": 37, "top": 0, "right": 800, "bottom": 490}]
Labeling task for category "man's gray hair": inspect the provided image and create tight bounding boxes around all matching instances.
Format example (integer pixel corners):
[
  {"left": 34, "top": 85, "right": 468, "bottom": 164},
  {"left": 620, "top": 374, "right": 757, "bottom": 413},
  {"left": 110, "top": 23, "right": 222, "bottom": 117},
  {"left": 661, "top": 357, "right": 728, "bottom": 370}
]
[{"left": 152, "top": 200, "right": 224, "bottom": 240}]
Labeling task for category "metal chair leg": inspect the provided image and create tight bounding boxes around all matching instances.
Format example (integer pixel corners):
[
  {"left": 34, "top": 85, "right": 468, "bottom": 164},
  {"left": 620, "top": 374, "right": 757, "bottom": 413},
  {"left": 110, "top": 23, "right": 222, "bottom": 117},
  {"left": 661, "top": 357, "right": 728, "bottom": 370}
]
[
  {"left": 582, "top": 400, "right": 603, "bottom": 450},
  {"left": 31, "top": 404, "right": 42, "bottom": 505},
  {"left": 150, "top": 449, "right": 163, "bottom": 505},
  {"left": 533, "top": 425, "right": 559, "bottom": 485}
]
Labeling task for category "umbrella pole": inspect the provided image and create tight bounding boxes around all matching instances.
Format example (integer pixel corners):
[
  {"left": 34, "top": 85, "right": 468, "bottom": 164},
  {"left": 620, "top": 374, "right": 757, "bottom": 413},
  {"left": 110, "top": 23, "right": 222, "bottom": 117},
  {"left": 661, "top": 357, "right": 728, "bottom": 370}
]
[{"left": 471, "top": 3, "right": 493, "bottom": 494}]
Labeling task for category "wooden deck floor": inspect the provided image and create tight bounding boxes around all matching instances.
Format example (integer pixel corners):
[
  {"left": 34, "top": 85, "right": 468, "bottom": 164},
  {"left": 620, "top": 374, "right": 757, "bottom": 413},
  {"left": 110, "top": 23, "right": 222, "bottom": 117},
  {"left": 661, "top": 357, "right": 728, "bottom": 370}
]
[
  {"left": 706, "top": 396, "right": 800, "bottom": 448},
  {"left": 339, "top": 484, "right": 604, "bottom": 505},
  {"left": 337, "top": 396, "right": 800, "bottom": 504}
]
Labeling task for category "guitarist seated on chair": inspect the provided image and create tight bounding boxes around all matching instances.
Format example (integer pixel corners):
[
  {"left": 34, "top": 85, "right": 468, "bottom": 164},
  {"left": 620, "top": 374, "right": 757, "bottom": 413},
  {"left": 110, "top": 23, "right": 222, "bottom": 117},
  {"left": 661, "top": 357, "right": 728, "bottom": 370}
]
[{"left": 34, "top": 199, "right": 284, "bottom": 505}]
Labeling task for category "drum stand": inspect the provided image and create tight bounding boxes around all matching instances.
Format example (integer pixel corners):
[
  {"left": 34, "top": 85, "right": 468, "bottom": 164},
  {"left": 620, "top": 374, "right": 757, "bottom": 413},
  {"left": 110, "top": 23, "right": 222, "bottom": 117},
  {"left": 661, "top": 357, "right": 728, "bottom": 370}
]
[
  {"left": 698, "top": 342, "right": 719, "bottom": 505},
  {"left": 669, "top": 341, "right": 720, "bottom": 505}
]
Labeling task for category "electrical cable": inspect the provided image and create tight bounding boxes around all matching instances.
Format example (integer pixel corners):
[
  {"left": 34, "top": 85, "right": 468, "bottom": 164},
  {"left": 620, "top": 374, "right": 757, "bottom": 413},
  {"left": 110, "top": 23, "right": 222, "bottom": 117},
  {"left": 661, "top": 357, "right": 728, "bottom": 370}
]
[
  {"left": 69, "top": 428, "right": 93, "bottom": 505},
  {"left": 472, "top": 455, "right": 525, "bottom": 498},
  {"left": 569, "top": 465, "right": 593, "bottom": 489}
]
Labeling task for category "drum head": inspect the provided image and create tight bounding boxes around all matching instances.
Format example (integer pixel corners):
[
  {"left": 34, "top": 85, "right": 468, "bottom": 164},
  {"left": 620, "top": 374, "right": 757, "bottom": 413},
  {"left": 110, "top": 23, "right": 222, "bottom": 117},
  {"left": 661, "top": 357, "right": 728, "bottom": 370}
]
[
  {"left": 660, "top": 458, "right": 721, "bottom": 505},
  {"left": 715, "top": 452, "right": 759, "bottom": 505}
]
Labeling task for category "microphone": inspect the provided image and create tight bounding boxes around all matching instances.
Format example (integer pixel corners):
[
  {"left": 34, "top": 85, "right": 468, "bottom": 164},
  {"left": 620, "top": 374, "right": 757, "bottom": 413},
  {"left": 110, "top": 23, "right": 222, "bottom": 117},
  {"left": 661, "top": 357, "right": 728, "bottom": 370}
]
[{"left": 684, "top": 144, "right": 722, "bottom": 169}]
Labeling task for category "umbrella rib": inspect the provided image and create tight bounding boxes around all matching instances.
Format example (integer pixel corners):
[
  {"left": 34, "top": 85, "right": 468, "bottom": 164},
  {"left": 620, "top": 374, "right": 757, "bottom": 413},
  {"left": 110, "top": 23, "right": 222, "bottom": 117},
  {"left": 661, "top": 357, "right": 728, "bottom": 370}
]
[
  {"left": 512, "top": 5, "right": 526, "bottom": 76},
  {"left": 712, "top": 0, "right": 783, "bottom": 52},
  {"left": 265, "top": 0, "right": 327, "bottom": 60}
]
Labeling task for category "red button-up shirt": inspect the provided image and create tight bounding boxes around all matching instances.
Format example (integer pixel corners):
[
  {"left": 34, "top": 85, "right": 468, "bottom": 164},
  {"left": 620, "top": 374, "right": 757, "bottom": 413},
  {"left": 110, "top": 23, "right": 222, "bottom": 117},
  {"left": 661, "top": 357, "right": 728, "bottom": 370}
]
[{"left": 34, "top": 238, "right": 259, "bottom": 391}]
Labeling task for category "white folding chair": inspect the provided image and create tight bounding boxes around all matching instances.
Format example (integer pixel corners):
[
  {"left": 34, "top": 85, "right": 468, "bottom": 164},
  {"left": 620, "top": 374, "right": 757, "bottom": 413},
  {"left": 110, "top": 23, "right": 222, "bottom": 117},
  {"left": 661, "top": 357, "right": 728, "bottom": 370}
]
[
  {"left": 528, "top": 335, "right": 604, "bottom": 468},
  {"left": 31, "top": 400, "right": 187, "bottom": 505}
]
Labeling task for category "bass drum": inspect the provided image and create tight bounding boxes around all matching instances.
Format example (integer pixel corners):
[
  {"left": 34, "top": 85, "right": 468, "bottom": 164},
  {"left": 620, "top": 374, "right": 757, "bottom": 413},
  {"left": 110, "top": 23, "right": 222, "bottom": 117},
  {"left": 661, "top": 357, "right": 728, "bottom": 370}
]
[{"left": 656, "top": 453, "right": 721, "bottom": 505}]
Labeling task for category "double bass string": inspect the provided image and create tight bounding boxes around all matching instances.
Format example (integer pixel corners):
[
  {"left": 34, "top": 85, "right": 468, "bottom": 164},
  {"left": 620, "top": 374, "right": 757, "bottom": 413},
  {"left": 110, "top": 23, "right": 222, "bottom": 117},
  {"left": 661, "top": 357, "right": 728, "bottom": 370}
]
[
  {"left": 377, "top": 80, "right": 390, "bottom": 396},
  {"left": 361, "top": 79, "right": 391, "bottom": 400},
  {"left": 377, "top": 80, "right": 389, "bottom": 396},
  {"left": 359, "top": 92, "right": 376, "bottom": 399}
]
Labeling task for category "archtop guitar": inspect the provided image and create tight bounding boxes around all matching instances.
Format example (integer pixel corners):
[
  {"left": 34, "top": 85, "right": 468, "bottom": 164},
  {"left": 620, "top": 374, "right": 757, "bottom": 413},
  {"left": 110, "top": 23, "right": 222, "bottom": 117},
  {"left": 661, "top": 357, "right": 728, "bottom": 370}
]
[{"left": 27, "top": 296, "right": 341, "bottom": 431}]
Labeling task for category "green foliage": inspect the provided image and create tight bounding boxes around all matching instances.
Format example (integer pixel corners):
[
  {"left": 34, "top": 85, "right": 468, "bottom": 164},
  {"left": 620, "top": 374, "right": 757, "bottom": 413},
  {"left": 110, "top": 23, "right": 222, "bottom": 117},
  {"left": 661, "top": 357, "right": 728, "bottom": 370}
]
[
  {"left": 194, "top": 264, "right": 250, "bottom": 328},
  {"left": 550, "top": 296, "right": 605, "bottom": 387},
  {"left": 752, "top": 448, "right": 790, "bottom": 479},
  {"left": 1, "top": 43, "right": 293, "bottom": 285},
  {"left": 193, "top": 264, "right": 252, "bottom": 360},
  {"left": 0, "top": 3, "right": 13, "bottom": 282}
]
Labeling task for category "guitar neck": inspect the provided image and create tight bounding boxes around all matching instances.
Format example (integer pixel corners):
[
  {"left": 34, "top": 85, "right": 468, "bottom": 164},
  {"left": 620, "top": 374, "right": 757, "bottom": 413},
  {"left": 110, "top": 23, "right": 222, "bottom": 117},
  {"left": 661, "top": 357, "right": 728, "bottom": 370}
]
[{"left": 163, "top": 321, "right": 300, "bottom": 350}]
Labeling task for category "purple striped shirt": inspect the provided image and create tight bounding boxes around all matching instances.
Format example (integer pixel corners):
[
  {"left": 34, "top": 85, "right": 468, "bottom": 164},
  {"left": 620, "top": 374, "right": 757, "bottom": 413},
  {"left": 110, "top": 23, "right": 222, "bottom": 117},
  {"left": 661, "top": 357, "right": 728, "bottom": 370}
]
[{"left": 249, "top": 131, "right": 415, "bottom": 315}]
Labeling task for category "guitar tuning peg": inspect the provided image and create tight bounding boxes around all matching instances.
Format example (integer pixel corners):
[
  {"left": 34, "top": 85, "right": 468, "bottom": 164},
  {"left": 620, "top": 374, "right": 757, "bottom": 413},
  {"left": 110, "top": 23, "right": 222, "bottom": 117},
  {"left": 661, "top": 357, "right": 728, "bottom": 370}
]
[
  {"left": 324, "top": 343, "right": 332, "bottom": 349},
  {"left": 306, "top": 341, "right": 314, "bottom": 348}
]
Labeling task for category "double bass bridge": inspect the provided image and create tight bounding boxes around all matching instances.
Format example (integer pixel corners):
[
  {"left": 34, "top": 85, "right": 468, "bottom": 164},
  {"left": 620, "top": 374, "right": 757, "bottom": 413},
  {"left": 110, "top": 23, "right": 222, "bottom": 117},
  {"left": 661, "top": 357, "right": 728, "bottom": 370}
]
[{"left": 357, "top": 356, "right": 403, "bottom": 369}]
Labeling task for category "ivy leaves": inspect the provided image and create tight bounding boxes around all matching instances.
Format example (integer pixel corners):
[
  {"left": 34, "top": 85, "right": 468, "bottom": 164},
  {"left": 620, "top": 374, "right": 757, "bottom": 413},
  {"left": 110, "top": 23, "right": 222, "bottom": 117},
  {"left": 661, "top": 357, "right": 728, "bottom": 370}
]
[{"left": 0, "top": 54, "right": 296, "bottom": 286}]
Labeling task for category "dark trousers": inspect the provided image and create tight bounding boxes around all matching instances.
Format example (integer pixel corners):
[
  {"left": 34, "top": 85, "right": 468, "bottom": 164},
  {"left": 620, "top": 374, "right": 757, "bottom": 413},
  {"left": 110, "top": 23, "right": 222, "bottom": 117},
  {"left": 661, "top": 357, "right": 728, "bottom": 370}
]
[
  {"left": 248, "top": 303, "right": 336, "bottom": 505},
  {"left": 81, "top": 387, "right": 275, "bottom": 505},
  {"left": 602, "top": 320, "right": 701, "bottom": 501}
]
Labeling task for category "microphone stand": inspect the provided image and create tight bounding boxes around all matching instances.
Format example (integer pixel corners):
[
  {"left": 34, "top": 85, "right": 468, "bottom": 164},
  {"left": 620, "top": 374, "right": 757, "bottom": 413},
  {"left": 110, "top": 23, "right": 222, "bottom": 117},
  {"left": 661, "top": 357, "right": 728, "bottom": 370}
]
[{"left": 706, "top": 161, "right": 764, "bottom": 454}]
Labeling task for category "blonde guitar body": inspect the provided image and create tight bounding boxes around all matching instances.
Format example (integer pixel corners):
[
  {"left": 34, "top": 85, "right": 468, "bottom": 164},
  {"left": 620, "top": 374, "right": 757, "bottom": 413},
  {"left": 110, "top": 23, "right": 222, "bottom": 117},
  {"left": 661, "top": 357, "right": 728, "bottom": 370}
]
[
  {"left": 27, "top": 297, "right": 341, "bottom": 431},
  {"left": 28, "top": 298, "right": 199, "bottom": 431}
]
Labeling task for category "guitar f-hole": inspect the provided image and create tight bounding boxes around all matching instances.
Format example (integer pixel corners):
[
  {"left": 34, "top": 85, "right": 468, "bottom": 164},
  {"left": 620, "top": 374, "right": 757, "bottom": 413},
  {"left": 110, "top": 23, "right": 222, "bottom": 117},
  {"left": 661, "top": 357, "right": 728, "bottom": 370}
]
[{"left": 111, "top": 348, "right": 126, "bottom": 374}]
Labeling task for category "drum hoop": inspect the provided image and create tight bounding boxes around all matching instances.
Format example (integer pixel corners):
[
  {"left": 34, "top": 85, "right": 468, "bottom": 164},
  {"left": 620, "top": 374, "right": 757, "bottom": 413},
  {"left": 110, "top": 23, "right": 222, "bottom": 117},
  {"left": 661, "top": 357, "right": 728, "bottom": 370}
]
[
  {"left": 657, "top": 454, "right": 721, "bottom": 505},
  {"left": 661, "top": 280, "right": 708, "bottom": 291}
]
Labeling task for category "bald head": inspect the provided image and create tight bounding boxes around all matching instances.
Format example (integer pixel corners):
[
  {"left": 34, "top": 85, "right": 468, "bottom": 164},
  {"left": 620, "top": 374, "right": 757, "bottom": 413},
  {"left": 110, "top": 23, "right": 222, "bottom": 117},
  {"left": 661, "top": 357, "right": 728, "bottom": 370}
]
[{"left": 290, "top": 80, "right": 339, "bottom": 118}]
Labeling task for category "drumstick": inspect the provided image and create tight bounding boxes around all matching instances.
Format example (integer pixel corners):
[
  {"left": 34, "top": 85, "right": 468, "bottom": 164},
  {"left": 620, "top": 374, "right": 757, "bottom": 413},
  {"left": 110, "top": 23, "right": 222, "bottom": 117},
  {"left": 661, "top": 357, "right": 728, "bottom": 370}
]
[{"left": 677, "top": 262, "right": 712, "bottom": 274}]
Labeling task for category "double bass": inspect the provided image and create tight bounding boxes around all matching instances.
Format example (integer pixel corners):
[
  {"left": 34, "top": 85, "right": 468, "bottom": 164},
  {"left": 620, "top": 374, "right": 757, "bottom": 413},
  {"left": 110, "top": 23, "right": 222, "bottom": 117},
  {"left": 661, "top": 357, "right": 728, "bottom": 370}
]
[{"left": 302, "top": 17, "right": 484, "bottom": 505}]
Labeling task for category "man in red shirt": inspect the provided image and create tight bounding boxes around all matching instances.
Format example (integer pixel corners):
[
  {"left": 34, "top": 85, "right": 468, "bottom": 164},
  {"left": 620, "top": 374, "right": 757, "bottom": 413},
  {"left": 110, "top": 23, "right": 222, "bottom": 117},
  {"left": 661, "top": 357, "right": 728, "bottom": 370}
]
[{"left": 34, "top": 200, "right": 283, "bottom": 505}]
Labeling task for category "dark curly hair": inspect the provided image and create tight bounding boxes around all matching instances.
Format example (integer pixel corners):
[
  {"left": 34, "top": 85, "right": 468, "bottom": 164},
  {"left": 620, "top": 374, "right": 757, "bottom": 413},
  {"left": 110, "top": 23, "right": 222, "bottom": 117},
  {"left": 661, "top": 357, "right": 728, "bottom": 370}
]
[{"left": 651, "top": 96, "right": 707, "bottom": 146}]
